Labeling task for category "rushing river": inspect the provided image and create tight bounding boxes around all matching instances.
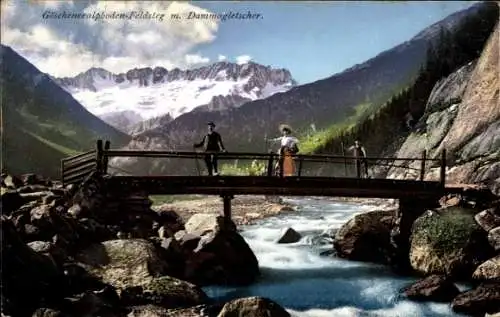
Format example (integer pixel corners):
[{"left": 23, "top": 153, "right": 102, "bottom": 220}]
[{"left": 204, "top": 198, "right": 466, "bottom": 317}]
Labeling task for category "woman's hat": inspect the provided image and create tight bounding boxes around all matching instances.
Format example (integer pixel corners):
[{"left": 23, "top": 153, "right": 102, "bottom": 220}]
[{"left": 279, "top": 124, "right": 292, "bottom": 133}]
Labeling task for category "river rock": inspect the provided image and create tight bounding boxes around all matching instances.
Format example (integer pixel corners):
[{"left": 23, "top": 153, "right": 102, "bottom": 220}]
[
  {"left": 184, "top": 229, "right": 259, "bottom": 286},
  {"left": 401, "top": 275, "right": 460, "bottom": 302},
  {"left": 409, "top": 207, "right": 494, "bottom": 278},
  {"left": 488, "top": 227, "right": 500, "bottom": 251},
  {"left": 185, "top": 213, "right": 236, "bottom": 235},
  {"left": 476, "top": 208, "right": 500, "bottom": 232},
  {"left": 473, "top": 255, "right": 500, "bottom": 281},
  {"left": 451, "top": 282, "right": 500, "bottom": 316},
  {"left": 334, "top": 209, "right": 395, "bottom": 264},
  {"left": 277, "top": 227, "right": 302, "bottom": 244},
  {"left": 217, "top": 296, "right": 290, "bottom": 317},
  {"left": 76, "top": 239, "right": 169, "bottom": 290},
  {"left": 120, "top": 276, "right": 208, "bottom": 309}
]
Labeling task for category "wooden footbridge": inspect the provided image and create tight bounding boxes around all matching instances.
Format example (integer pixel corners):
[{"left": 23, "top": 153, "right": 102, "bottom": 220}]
[{"left": 58, "top": 140, "right": 472, "bottom": 220}]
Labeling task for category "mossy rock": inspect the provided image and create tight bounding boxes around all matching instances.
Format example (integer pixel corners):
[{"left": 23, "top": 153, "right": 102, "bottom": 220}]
[
  {"left": 122, "top": 276, "right": 209, "bottom": 309},
  {"left": 409, "top": 207, "right": 494, "bottom": 278},
  {"left": 76, "top": 239, "right": 168, "bottom": 289}
]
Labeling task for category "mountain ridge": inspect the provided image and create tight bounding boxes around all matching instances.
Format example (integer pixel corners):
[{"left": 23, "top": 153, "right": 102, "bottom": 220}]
[
  {"left": 1, "top": 44, "right": 131, "bottom": 178},
  {"left": 53, "top": 61, "right": 297, "bottom": 133}
]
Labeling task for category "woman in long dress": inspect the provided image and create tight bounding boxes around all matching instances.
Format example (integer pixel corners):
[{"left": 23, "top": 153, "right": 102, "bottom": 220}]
[{"left": 268, "top": 124, "right": 299, "bottom": 176}]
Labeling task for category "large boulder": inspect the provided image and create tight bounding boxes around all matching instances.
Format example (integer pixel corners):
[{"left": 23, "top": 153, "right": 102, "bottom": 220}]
[
  {"left": 409, "top": 207, "right": 494, "bottom": 277},
  {"left": 76, "top": 239, "right": 168, "bottom": 289},
  {"left": 473, "top": 255, "right": 500, "bottom": 281},
  {"left": 175, "top": 213, "right": 258, "bottom": 286},
  {"left": 333, "top": 209, "right": 395, "bottom": 264},
  {"left": 401, "top": 275, "right": 460, "bottom": 302},
  {"left": 120, "top": 276, "right": 209, "bottom": 309},
  {"left": 217, "top": 297, "right": 290, "bottom": 317},
  {"left": 451, "top": 283, "right": 500, "bottom": 316},
  {"left": 184, "top": 229, "right": 260, "bottom": 286}
]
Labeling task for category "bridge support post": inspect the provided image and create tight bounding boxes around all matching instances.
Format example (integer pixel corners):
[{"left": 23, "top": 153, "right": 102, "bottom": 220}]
[
  {"left": 440, "top": 149, "right": 447, "bottom": 187},
  {"left": 420, "top": 150, "right": 426, "bottom": 181},
  {"left": 391, "top": 197, "right": 439, "bottom": 272},
  {"left": 221, "top": 195, "right": 234, "bottom": 224}
]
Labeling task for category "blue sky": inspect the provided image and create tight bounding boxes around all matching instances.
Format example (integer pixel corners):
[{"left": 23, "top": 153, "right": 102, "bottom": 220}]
[
  {"left": 194, "top": 1, "right": 476, "bottom": 83},
  {"left": 0, "top": 1, "right": 475, "bottom": 83}
]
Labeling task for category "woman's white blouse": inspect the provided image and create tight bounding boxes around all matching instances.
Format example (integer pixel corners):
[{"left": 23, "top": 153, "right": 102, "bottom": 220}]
[{"left": 271, "top": 136, "right": 299, "bottom": 148}]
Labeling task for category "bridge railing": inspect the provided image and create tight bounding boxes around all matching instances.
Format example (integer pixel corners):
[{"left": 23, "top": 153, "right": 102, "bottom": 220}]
[
  {"left": 60, "top": 150, "right": 96, "bottom": 185},
  {"left": 61, "top": 139, "right": 447, "bottom": 186}
]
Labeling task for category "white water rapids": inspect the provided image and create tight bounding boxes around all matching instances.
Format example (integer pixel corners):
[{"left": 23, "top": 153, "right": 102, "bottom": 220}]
[{"left": 203, "top": 198, "right": 466, "bottom": 317}]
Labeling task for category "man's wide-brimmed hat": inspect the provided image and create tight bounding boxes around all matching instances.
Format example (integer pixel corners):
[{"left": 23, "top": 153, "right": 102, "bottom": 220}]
[
  {"left": 207, "top": 121, "right": 215, "bottom": 127},
  {"left": 279, "top": 124, "right": 292, "bottom": 133}
]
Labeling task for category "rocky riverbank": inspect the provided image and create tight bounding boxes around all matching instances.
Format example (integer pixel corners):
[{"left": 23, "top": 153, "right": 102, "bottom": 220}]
[
  {"left": 153, "top": 195, "right": 296, "bottom": 226},
  {"left": 331, "top": 192, "right": 500, "bottom": 316},
  {"left": 328, "top": 21, "right": 500, "bottom": 317},
  {"left": 1, "top": 172, "right": 292, "bottom": 317}
]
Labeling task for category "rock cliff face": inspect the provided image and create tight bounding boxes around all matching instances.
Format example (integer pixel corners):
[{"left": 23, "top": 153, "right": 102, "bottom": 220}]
[{"left": 387, "top": 22, "right": 500, "bottom": 195}]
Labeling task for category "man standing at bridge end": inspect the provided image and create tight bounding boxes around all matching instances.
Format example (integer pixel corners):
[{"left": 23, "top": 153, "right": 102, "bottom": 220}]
[
  {"left": 348, "top": 140, "right": 369, "bottom": 178},
  {"left": 194, "top": 121, "right": 227, "bottom": 176}
]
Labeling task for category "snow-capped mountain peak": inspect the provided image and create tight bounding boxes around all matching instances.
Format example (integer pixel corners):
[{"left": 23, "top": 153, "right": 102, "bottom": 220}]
[{"left": 54, "top": 61, "right": 296, "bottom": 133}]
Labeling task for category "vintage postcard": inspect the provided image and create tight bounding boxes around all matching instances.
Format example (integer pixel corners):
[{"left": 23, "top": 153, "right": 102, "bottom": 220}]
[{"left": 1, "top": 1, "right": 499, "bottom": 316}]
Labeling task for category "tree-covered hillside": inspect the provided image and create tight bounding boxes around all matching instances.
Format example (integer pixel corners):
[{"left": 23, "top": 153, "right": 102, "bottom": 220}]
[{"left": 307, "top": 2, "right": 499, "bottom": 163}]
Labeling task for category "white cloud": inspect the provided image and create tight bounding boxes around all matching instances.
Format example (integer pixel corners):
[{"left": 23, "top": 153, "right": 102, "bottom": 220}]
[
  {"left": 185, "top": 54, "right": 210, "bottom": 65},
  {"left": 235, "top": 55, "right": 252, "bottom": 65},
  {"left": 218, "top": 54, "right": 227, "bottom": 61},
  {"left": 0, "top": 1, "right": 220, "bottom": 77},
  {"left": 41, "top": 0, "right": 74, "bottom": 9}
]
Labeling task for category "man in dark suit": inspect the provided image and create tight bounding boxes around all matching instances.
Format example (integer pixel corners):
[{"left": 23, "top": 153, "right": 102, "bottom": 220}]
[
  {"left": 194, "top": 121, "right": 226, "bottom": 176},
  {"left": 348, "top": 140, "right": 369, "bottom": 178}
]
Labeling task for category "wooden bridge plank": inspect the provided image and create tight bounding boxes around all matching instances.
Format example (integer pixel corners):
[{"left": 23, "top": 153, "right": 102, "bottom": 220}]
[{"left": 104, "top": 176, "right": 444, "bottom": 199}]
